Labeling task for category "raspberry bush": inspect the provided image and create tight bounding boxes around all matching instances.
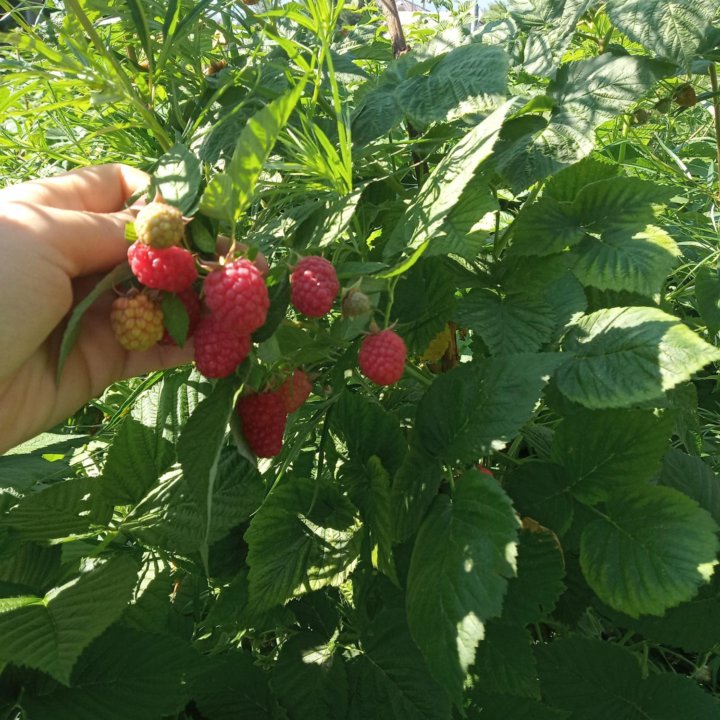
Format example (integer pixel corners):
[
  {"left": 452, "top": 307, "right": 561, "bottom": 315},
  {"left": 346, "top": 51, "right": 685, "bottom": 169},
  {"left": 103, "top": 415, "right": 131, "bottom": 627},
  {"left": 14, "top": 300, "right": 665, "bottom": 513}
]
[{"left": 3, "top": 0, "right": 720, "bottom": 718}]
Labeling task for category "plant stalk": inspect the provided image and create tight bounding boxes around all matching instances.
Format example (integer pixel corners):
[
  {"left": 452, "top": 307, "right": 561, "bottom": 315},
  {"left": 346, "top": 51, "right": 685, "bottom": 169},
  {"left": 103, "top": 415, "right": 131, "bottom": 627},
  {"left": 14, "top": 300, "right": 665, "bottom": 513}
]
[{"left": 709, "top": 63, "right": 720, "bottom": 200}]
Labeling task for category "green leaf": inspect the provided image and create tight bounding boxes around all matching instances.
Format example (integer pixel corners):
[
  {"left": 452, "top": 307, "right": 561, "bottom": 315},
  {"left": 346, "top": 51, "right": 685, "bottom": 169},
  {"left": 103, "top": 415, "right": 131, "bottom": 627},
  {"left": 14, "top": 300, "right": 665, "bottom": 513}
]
[
  {"left": 332, "top": 392, "right": 406, "bottom": 475},
  {"left": 502, "top": 527, "right": 566, "bottom": 625},
  {"left": 271, "top": 632, "right": 348, "bottom": 720},
  {"left": 308, "top": 187, "right": 363, "bottom": 248},
  {"left": 101, "top": 369, "right": 207, "bottom": 504},
  {"left": 150, "top": 143, "right": 201, "bottom": 213},
  {"left": 160, "top": 292, "right": 189, "bottom": 347},
  {"left": 497, "top": 57, "right": 669, "bottom": 191},
  {"left": 200, "top": 84, "right": 304, "bottom": 222},
  {"left": 580, "top": 485, "right": 719, "bottom": 617},
  {"left": 416, "top": 354, "right": 565, "bottom": 465},
  {"left": 535, "top": 636, "right": 644, "bottom": 718},
  {"left": 402, "top": 44, "right": 508, "bottom": 126},
  {"left": 695, "top": 266, "right": 720, "bottom": 335},
  {"left": 382, "top": 99, "right": 518, "bottom": 268},
  {"left": 569, "top": 225, "right": 680, "bottom": 297},
  {"left": 468, "top": 694, "right": 570, "bottom": 720},
  {"left": 390, "top": 443, "right": 444, "bottom": 542},
  {"left": 603, "top": 572, "right": 720, "bottom": 653},
  {"left": 551, "top": 408, "right": 673, "bottom": 503},
  {"left": 394, "top": 258, "right": 457, "bottom": 355},
  {"left": 56, "top": 263, "right": 133, "bottom": 384},
  {"left": 406, "top": 470, "right": 520, "bottom": 706},
  {"left": 177, "top": 376, "right": 237, "bottom": 569},
  {"left": 555, "top": 307, "right": 720, "bottom": 409},
  {"left": 505, "top": 462, "right": 575, "bottom": 537},
  {"left": 347, "top": 609, "right": 451, "bottom": 720},
  {"left": 351, "top": 85, "right": 403, "bottom": 147},
  {"left": 536, "top": 636, "right": 720, "bottom": 719},
  {"left": 124, "top": 0, "right": 153, "bottom": 73},
  {"left": 0, "top": 556, "right": 138, "bottom": 684},
  {"left": 343, "top": 457, "right": 398, "bottom": 584},
  {"left": 545, "top": 156, "right": 619, "bottom": 203},
  {"left": 192, "top": 652, "right": 272, "bottom": 720},
  {"left": 22, "top": 626, "right": 195, "bottom": 720},
  {"left": 468, "top": 622, "right": 539, "bottom": 698},
  {"left": 122, "top": 451, "right": 264, "bottom": 555},
  {"left": 456, "top": 291, "right": 557, "bottom": 355},
  {"left": 245, "top": 477, "right": 363, "bottom": 613},
  {"left": 0, "top": 543, "right": 61, "bottom": 595},
  {"left": 658, "top": 447, "right": 720, "bottom": 525},
  {"left": 516, "top": 0, "right": 594, "bottom": 78},
  {"left": 1, "top": 477, "right": 111, "bottom": 541},
  {"left": 607, "top": 0, "right": 717, "bottom": 70}
]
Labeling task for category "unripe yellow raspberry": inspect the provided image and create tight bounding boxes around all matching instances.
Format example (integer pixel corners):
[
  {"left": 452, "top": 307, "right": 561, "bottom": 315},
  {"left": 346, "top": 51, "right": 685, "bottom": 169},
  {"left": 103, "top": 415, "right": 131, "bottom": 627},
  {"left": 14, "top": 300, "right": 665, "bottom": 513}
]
[
  {"left": 111, "top": 293, "right": 164, "bottom": 351},
  {"left": 134, "top": 201, "right": 184, "bottom": 248},
  {"left": 420, "top": 325, "right": 452, "bottom": 363}
]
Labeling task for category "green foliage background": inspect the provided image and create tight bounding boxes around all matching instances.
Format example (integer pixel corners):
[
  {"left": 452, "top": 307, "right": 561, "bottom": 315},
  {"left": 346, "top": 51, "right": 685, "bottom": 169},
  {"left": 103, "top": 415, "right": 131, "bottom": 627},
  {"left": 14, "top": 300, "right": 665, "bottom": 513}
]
[{"left": 2, "top": 0, "right": 720, "bottom": 718}]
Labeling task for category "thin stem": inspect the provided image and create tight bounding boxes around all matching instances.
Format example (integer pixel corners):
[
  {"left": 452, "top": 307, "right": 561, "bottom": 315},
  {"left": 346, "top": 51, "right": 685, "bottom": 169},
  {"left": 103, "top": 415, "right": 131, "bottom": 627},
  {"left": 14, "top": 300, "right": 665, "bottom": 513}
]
[
  {"left": 63, "top": 0, "right": 173, "bottom": 151},
  {"left": 709, "top": 63, "right": 720, "bottom": 199}
]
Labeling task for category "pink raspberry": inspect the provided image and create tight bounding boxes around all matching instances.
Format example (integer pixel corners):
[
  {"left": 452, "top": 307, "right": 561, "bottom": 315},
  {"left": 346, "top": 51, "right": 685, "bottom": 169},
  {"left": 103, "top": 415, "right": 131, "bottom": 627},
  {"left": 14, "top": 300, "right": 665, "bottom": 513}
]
[
  {"left": 161, "top": 287, "right": 201, "bottom": 345},
  {"left": 203, "top": 259, "right": 270, "bottom": 335},
  {"left": 110, "top": 293, "right": 164, "bottom": 352},
  {"left": 290, "top": 256, "right": 339, "bottom": 317},
  {"left": 358, "top": 329, "right": 407, "bottom": 386},
  {"left": 128, "top": 241, "right": 197, "bottom": 293},
  {"left": 276, "top": 369, "right": 312, "bottom": 413},
  {"left": 193, "top": 314, "right": 251, "bottom": 378},
  {"left": 236, "top": 392, "right": 288, "bottom": 457}
]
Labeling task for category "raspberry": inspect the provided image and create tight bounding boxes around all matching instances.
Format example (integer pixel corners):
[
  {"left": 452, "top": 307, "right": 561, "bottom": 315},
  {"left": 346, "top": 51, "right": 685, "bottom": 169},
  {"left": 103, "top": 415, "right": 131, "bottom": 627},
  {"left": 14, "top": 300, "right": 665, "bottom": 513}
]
[
  {"left": 421, "top": 325, "right": 452, "bottom": 363},
  {"left": 111, "top": 293, "right": 164, "bottom": 352},
  {"left": 290, "top": 256, "right": 339, "bottom": 317},
  {"left": 128, "top": 242, "right": 197, "bottom": 293},
  {"left": 276, "top": 369, "right": 312, "bottom": 413},
  {"left": 342, "top": 288, "right": 372, "bottom": 317},
  {"left": 358, "top": 329, "right": 407, "bottom": 386},
  {"left": 236, "top": 392, "right": 287, "bottom": 457},
  {"left": 161, "top": 287, "right": 201, "bottom": 345},
  {"left": 204, "top": 259, "right": 270, "bottom": 335},
  {"left": 194, "top": 315, "right": 251, "bottom": 378},
  {"left": 134, "top": 201, "right": 184, "bottom": 248}
]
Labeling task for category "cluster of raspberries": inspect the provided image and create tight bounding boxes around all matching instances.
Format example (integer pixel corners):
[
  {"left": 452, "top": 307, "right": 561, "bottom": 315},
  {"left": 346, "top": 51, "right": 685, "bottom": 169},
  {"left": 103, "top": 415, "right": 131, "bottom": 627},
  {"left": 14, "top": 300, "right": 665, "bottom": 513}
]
[{"left": 111, "top": 200, "right": 408, "bottom": 456}]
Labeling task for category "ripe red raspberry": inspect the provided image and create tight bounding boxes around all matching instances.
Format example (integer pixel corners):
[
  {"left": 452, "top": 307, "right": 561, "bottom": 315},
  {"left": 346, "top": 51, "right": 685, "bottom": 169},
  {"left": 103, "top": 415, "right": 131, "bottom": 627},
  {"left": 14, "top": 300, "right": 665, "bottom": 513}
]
[
  {"left": 290, "top": 256, "right": 339, "bottom": 317},
  {"left": 276, "top": 369, "right": 312, "bottom": 413},
  {"left": 358, "top": 329, "right": 407, "bottom": 386},
  {"left": 111, "top": 293, "right": 164, "bottom": 351},
  {"left": 128, "top": 241, "right": 197, "bottom": 293},
  {"left": 236, "top": 392, "right": 288, "bottom": 457},
  {"left": 161, "top": 287, "right": 201, "bottom": 345},
  {"left": 194, "top": 315, "right": 251, "bottom": 378},
  {"left": 134, "top": 201, "right": 184, "bottom": 248},
  {"left": 204, "top": 259, "right": 270, "bottom": 335}
]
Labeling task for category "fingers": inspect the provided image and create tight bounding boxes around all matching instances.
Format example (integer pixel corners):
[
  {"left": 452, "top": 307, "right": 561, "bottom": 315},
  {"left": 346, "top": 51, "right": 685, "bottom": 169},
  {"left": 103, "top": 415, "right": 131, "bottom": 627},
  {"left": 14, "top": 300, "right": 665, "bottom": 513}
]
[
  {"left": 0, "top": 202, "right": 133, "bottom": 278},
  {"left": 0, "top": 164, "right": 150, "bottom": 213}
]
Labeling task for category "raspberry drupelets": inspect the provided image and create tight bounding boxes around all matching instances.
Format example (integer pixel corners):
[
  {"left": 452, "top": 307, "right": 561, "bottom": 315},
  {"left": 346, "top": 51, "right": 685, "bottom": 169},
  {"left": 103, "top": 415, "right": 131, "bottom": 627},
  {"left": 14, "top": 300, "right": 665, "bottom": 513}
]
[
  {"left": 193, "top": 314, "right": 251, "bottom": 378},
  {"left": 111, "top": 293, "right": 164, "bottom": 352},
  {"left": 358, "top": 329, "right": 407, "bottom": 386},
  {"left": 290, "top": 256, "right": 339, "bottom": 317},
  {"left": 134, "top": 201, "right": 184, "bottom": 248},
  {"left": 128, "top": 242, "right": 197, "bottom": 293},
  {"left": 277, "top": 369, "right": 312, "bottom": 413},
  {"left": 237, "top": 392, "right": 288, "bottom": 457},
  {"left": 204, "top": 259, "right": 270, "bottom": 335}
]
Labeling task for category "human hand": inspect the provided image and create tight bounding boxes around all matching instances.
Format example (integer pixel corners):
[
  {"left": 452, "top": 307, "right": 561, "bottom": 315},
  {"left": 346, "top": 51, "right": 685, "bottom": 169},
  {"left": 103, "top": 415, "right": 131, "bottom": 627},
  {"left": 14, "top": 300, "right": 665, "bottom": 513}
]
[{"left": 0, "top": 164, "right": 195, "bottom": 453}]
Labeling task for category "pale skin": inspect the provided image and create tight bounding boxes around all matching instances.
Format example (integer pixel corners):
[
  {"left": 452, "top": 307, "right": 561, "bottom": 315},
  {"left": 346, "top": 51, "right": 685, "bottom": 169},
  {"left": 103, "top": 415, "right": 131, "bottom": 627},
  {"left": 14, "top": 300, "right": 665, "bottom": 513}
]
[{"left": 0, "top": 164, "right": 195, "bottom": 453}]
